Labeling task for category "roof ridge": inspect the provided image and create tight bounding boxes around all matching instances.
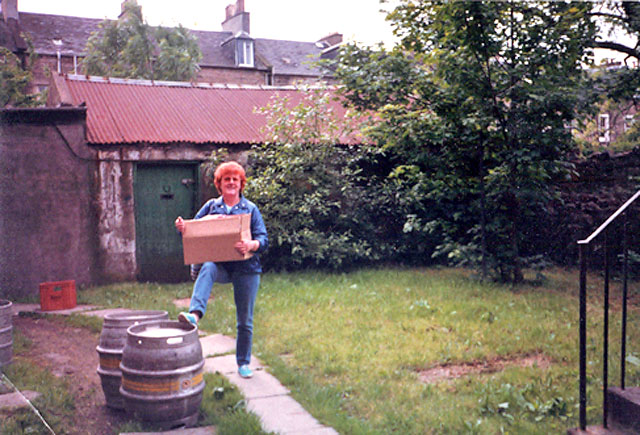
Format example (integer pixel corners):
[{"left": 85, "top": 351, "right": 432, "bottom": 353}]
[
  {"left": 19, "top": 11, "right": 103, "bottom": 21},
  {"left": 65, "top": 74, "right": 331, "bottom": 91}
]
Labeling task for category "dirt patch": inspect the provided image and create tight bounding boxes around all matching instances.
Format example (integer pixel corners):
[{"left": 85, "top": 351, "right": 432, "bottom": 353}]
[
  {"left": 418, "top": 354, "right": 552, "bottom": 384},
  {"left": 10, "top": 314, "right": 129, "bottom": 434}
]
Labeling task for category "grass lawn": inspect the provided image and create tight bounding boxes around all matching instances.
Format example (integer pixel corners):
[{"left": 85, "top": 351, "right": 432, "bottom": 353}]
[
  {"left": 11, "top": 267, "right": 640, "bottom": 433},
  {"left": 250, "top": 267, "right": 640, "bottom": 433}
]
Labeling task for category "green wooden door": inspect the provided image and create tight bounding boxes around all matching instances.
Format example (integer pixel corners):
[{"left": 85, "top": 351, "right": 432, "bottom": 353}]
[{"left": 134, "top": 164, "right": 197, "bottom": 282}]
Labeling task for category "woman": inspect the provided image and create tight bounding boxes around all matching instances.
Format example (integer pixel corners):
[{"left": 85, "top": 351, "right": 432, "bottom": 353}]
[{"left": 175, "top": 161, "right": 268, "bottom": 379}]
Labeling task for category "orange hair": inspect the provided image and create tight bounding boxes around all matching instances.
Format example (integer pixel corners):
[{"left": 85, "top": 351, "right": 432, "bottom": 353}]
[{"left": 214, "top": 161, "right": 246, "bottom": 194}]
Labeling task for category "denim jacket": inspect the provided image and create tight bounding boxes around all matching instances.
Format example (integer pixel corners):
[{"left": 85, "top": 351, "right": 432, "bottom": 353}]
[{"left": 193, "top": 195, "right": 268, "bottom": 274}]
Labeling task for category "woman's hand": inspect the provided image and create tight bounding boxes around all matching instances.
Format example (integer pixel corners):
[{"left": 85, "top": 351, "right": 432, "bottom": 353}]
[
  {"left": 235, "top": 240, "right": 259, "bottom": 255},
  {"left": 175, "top": 216, "right": 185, "bottom": 234}
]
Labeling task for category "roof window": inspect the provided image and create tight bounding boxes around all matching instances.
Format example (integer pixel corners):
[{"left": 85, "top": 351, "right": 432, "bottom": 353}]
[{"left": 236, "top": 38, "right": 254, "bottom": 67}]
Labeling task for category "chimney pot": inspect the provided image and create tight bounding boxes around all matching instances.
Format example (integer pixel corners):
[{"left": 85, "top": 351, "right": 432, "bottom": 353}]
[
  {"left": 222, "top": 0, "right": 250, "bottom": 34},
  {"left": 225, "top": 4, "right": 234, "bottom": 20}
]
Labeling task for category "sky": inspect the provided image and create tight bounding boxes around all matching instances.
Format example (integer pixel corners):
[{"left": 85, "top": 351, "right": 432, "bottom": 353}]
[{"left": 17, "top": 0, "right": 400, "bottom": 47}]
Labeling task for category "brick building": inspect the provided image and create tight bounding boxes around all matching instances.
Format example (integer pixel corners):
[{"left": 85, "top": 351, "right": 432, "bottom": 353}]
[{"left": 0, "top": 0, "right": 342, "bottom": 95}]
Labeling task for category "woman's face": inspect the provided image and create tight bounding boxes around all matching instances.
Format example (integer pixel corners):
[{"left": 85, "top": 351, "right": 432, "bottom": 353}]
[{"left": 219, "top": 173, "right": 241, "bottom": 198}]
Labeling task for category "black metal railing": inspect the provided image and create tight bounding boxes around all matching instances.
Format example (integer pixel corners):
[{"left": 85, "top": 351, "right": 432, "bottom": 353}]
[{"left": 577, "top": 189, "right": 640, "bottom": 430}]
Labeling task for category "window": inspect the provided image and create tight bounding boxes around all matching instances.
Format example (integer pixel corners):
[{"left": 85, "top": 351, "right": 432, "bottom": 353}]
[
  {"left": 598, "top": 114, "right": 610, "bottom": 143},
  {"left": 236, "top": 39, "right": 254, "bottom": 67},
  {"left": 624, "top": 114, "right": 635, "bottom": 132}
]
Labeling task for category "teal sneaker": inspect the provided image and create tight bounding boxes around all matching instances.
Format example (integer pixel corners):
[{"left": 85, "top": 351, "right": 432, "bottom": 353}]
[
  {"left": 238, "top": 365, "right": 253, "bottom": 379},
  {"left": 178, "top": 312, "right": 198, "bottom": 326}
]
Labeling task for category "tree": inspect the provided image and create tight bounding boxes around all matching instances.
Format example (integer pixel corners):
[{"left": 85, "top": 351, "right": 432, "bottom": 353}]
[
  {"left": 1, "top": 38, "right": 46, "bottom": 107},
  {"left": 591, "top": 1, "right": 640, "bottom": 63},
  {"left": 82, "top": 0, "right": 201, "bottom": 81},
  {"left": 587, "top": 1, "right": 640, "bottom": 130},
  {"left": 154, "top": 26, "right": 202, "bottom": 81},
  {"left": 334, "top": 1, "right": 597, "bottom": 283}
]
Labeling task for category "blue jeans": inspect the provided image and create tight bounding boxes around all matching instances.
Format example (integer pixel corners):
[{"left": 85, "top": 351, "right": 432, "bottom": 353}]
[{"left": 189, "top": 262, "right": 260, "bottom": 367}]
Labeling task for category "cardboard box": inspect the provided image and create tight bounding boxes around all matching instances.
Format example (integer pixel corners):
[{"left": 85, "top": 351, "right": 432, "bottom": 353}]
[{"left": 182, "top": 214, "right": 253, "bottom": 264}]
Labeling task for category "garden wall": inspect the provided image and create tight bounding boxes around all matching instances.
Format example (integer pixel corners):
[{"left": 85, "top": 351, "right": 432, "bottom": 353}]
[
  {"left": 0, "top": 107, "right": 100, "bottom": 299},
  {"left": 538, "top": 148, "right": 640, "bottom": 266}
]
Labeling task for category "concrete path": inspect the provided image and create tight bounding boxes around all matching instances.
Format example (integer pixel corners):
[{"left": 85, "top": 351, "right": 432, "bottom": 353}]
[
  {"left": 0, "top": 389, "right": 41, "bottom": 410},
  {"left": 3, "top": 304, "right": 338, "bottom": 435}
]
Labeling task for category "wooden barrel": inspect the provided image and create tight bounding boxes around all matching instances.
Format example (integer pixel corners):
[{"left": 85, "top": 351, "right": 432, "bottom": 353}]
[
  {"left": 0, "top": 300, "right": 12, "bottom": 369},
  {"left": 120, "top": 320, "right": 205, "bottom": 429},
  {"left": 96, "top": 310, "right": 168, "bottom": 409}
]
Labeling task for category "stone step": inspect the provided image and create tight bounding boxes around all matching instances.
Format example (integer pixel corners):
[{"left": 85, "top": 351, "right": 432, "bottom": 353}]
[{"left": 607, "top": 386, "right": 640, "bottom": 433}]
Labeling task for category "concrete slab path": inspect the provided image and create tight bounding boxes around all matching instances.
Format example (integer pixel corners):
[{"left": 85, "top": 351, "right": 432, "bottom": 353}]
[
  {"left": 3, "top": 304, "right": 338, "bottom": 435},
  {"left": 0, "top": 390, "right": 41, "bottom": 411}
]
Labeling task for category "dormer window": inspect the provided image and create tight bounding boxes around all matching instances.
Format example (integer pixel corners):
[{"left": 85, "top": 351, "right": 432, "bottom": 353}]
[
  {"left": 221, "top": 30, "right": 254, "bottom": 68},
  {"left": 236, "top": 38, "right": 254, "bottom": 67}
]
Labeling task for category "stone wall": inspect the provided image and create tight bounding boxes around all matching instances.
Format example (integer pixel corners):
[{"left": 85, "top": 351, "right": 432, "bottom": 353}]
[
  {"left": 0, "top": 108, "right": 99, "bottom": 299},
  {"left": 539, "top": 148, "right": 640, "bottom": 266}
]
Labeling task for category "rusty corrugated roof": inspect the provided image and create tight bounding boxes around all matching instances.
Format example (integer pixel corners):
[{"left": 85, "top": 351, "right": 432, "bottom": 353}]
[{"left": 60, "top": 75, "right": 359, "bottom": 145}]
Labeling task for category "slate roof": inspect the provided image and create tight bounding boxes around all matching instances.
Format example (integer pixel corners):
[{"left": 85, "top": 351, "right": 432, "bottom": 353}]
[
  {"left": 6, "top": 11, "right": 329, "bottom": 77},
  {"left": 18, "top": 12, "right": 101, "bottom": 56},
  {"left": 53, "top": 74, "right": 361, "bottom": 146}
]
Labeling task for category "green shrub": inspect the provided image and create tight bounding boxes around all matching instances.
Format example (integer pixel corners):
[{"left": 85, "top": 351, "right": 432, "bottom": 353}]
[{"left": 246, "top": 86, "right": 441, "bottom": 271}]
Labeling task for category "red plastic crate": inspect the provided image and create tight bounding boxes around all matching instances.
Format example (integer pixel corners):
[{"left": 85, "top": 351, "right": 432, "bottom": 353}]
[{"left": 40, "top": 280, "right": 77, "bottom": 311}]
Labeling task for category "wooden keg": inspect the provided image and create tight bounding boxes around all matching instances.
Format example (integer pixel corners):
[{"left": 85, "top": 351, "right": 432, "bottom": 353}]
[
  {"left": 0, "top": 300, "right": 12, "bottom": 369},
  {"left": 120, "top": 320, "right": 205, "bottom": 429},
  {"left": 96, "top": 310, "right": 168, "bottom": 409}
]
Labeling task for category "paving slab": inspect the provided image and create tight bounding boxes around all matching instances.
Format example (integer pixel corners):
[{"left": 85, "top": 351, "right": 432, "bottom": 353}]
[
  {"left": 10, "top": 303, "right": 39, "bottom": 315},
  {"left": 204, "top": 355, "right": 288, "bottom": 398},
  {"left": 199, "top": 334, "right": 236, "bottom": 357},
  {"left": 203, "top": 354, "right": 335, "bottom": 434},
  {"left": 247, "top": 394, "right": 338, "bottom": 435},
  {"left": 0, "top": 390, "right": 41, "bottom": 411},
  {"left": 39, "top": 305, "right": 100, "bottom": 315},
  {"left": 121, "top": 426, "right": 216, "bottom": 435},
  {"left": 203, "top": 354, "right": 262, "bottom": 376},
  {"left": 80, "top": 307, "right": 137, "bottom": 318},
  {"left": 230, "top": 369, "right": 291, "bottom": 400},
  {"left": 11, "top": 303, "right": 100, "bottom": 316},
  {"left": 567, "top": 425, "right": 635, "bottom": 434}
]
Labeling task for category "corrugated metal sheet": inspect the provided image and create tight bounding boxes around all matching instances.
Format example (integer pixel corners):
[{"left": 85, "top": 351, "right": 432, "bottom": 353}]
[{"left": 62, "top": 75, "right": 358, "bottom": 145}]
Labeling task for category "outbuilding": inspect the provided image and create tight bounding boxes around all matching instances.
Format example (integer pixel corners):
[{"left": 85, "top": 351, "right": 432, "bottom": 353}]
[{"left": 1, "top": 73, "right": 352, "bottom": 298}]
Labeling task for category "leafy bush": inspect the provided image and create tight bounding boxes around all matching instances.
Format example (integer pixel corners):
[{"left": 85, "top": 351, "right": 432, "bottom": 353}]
[
  {"left": 242, "top": 85, "right": 447, "bottom": 271},
  {"left": 245, "top": 86, "right": 378, "bottom": 270}
]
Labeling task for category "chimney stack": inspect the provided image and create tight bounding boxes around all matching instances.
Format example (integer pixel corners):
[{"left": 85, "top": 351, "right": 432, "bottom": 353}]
[
  {"left": 222, "top": 0, "right": 249, "bottom": 35},
  {"left": 2, "top": 0, "right": 18, "bottom": 23},
  {"left": 317, "top": 33, "right": 343, "bottom": 48},
  {"left": 1, "top": 0, "right": 26, "bottom": 52}
]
